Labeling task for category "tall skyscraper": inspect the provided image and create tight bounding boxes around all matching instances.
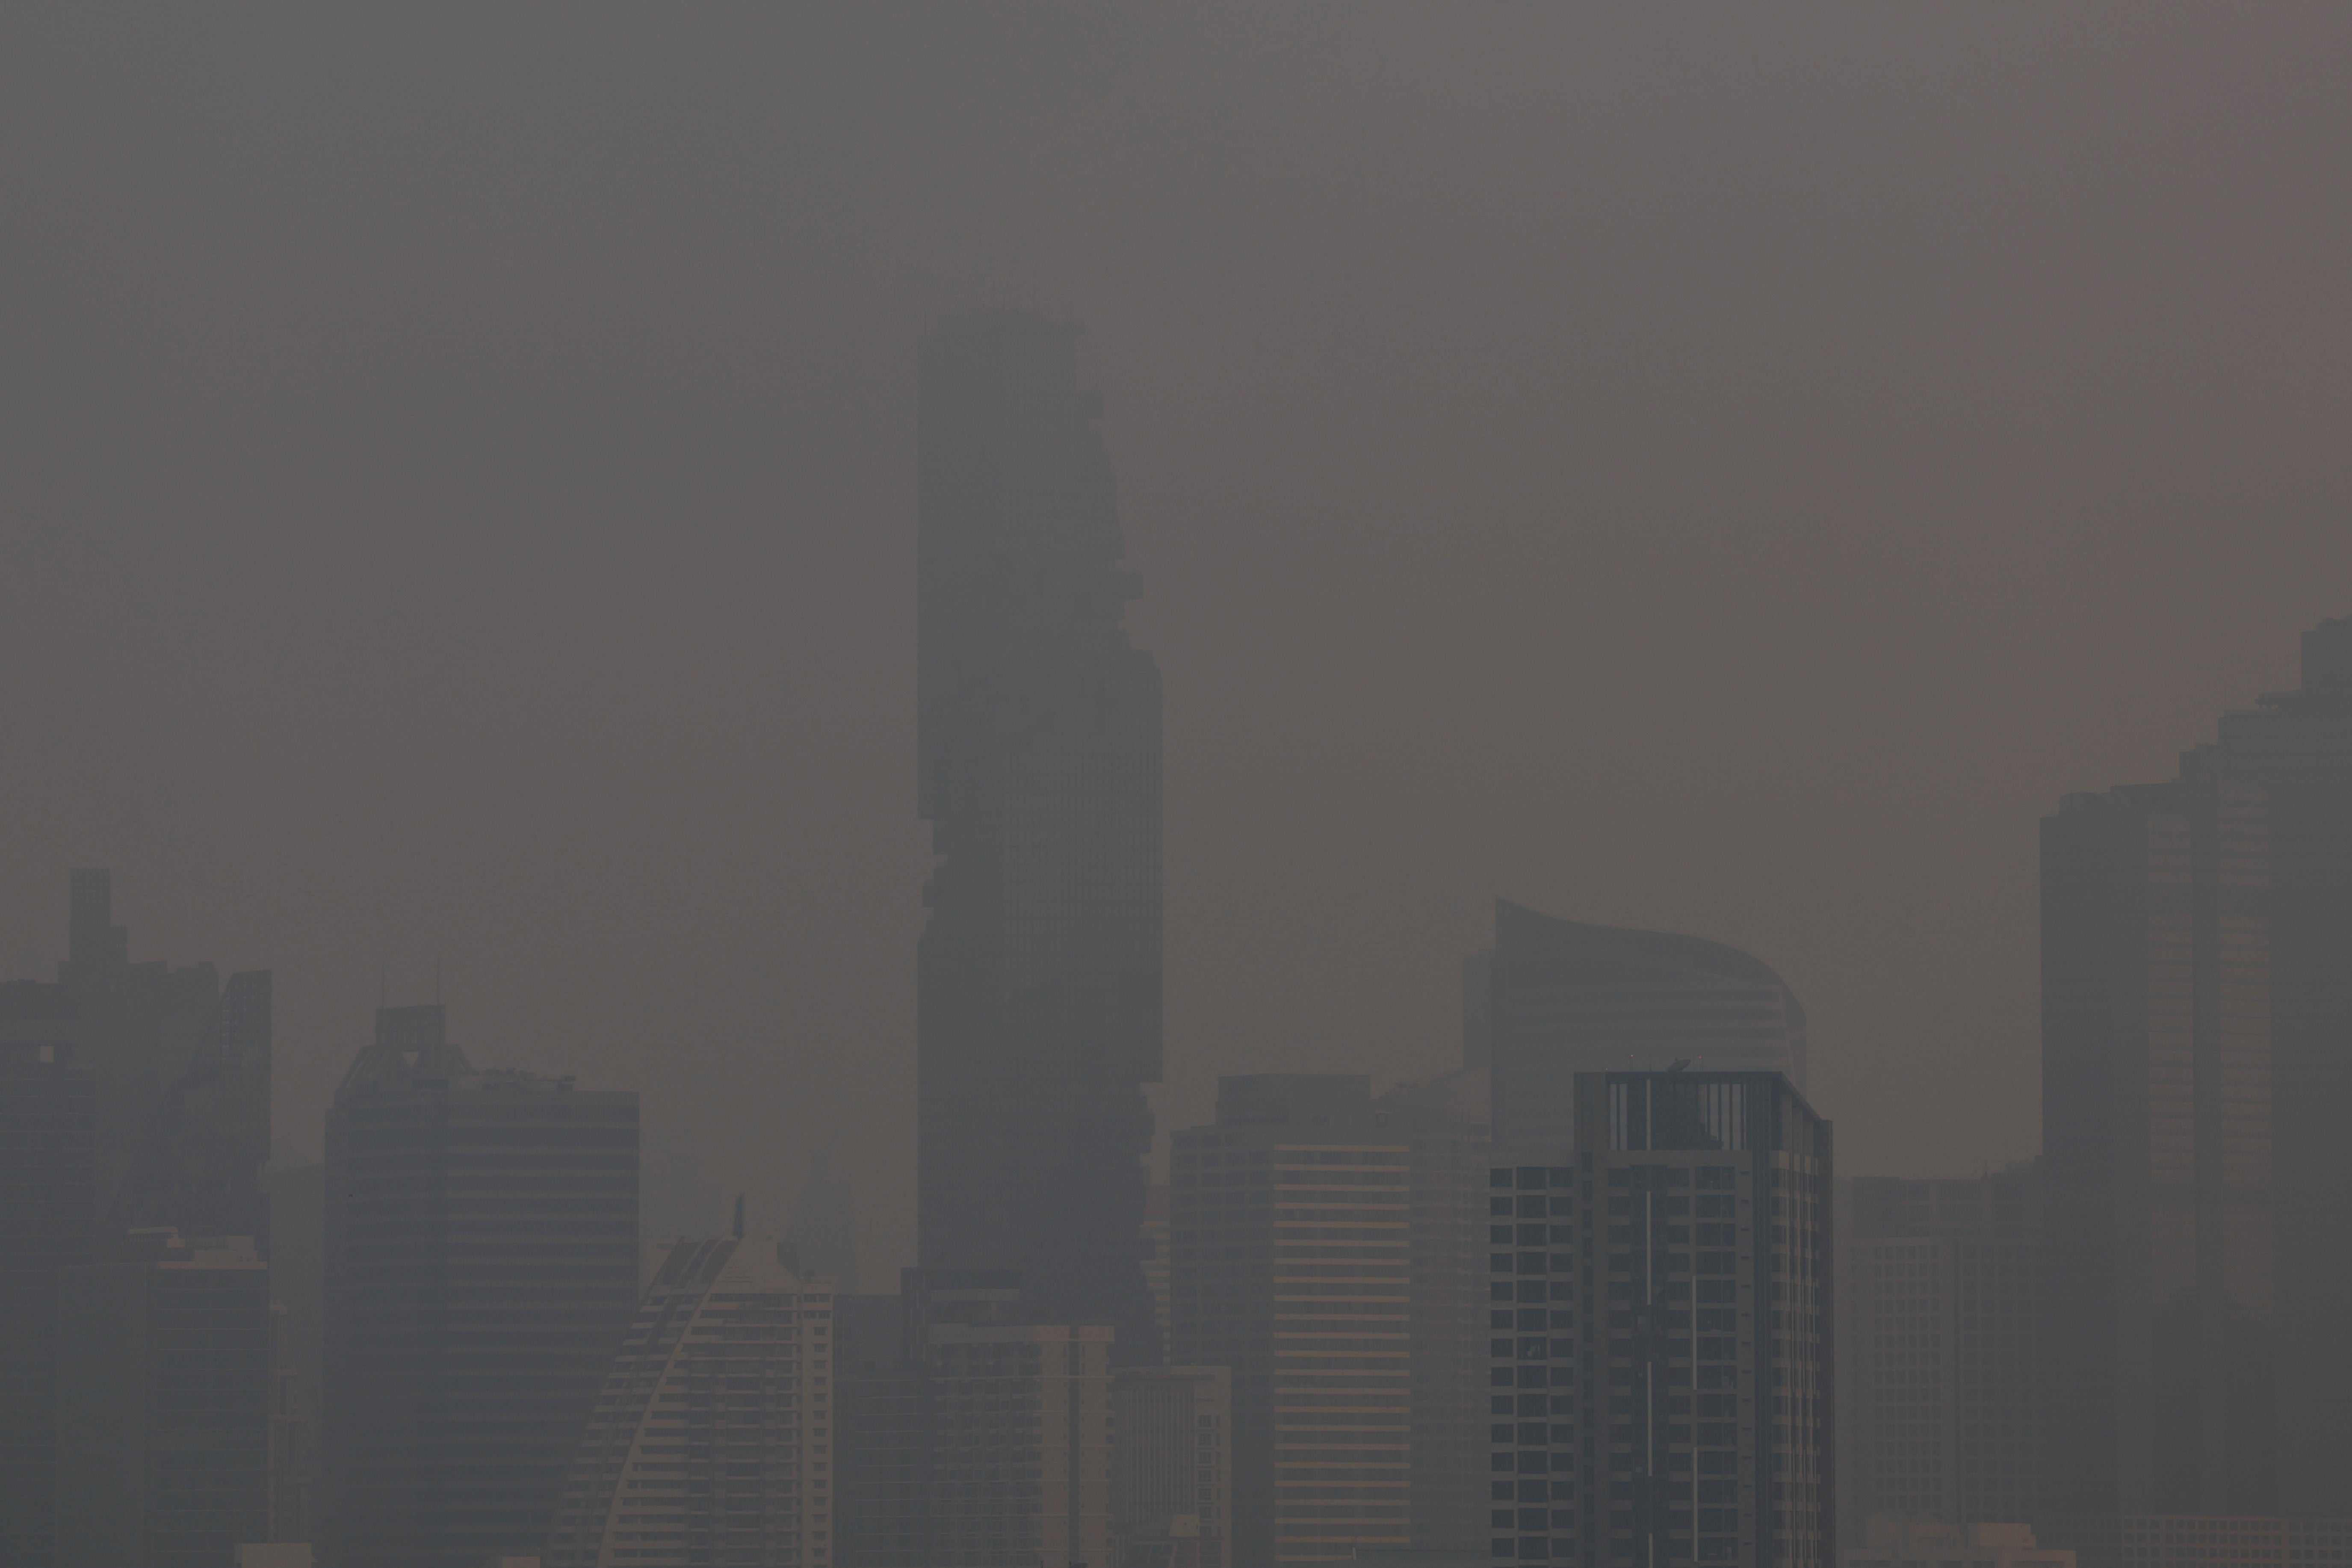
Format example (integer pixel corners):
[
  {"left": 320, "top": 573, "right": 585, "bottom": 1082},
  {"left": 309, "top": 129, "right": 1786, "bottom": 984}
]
[
  {"left": 1833, "top": 1167, "right": 2042, "bottom": 1538},
  {"left": 1485, "top": 1071, "right": 1832, "bottom": 1568},
  {"left": 545, "top": 1236, "right": 837, "bottom": 1568},
  {"left": 56, "top": 1228, "right": 275, "bottom": 1567},
  {"left": 0, "top": 978, "right": 94, "bottom": 1568},
  {"left": 324, "top": 1004, "right": 639, "bottom": 1568},
  {"left": 2042, "top": 617, "right": 2352, "bottom": 1521},
  {"left": 1478, "top": 901, "right": 1807, "bottom": 1152},
  {"left": 1169, "top": 1075, "right": 1415, "bottom": 1568},
  {"left": 916, "top": 310, "right": 1164, "bottom": 1359}
]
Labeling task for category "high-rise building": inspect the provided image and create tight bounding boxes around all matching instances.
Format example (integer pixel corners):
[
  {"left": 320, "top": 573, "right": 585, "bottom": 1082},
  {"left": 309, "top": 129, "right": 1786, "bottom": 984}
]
[
  {"left": 838, "top": 1291, "right": 929, "bottom": 1568},
  {"left": 55, "top": 1228, "right": 275, "bottom": 1567},
  {"left": 836, "top": 1268, "right": 1119, "bottom": 1568},
  {"left": 1479, "top": 901, "right": 1807, "bottom": 1152},
  {"left": 2041, "top": 617, "right": 2352, "bottom": 1521},
  {"left": 916, "top": 310, "right": 1164, "bottom": 1360},
  {"left": 1833, "top": 1168, "right": 2041, "bottom": 1538},
  {"left": 1377, "top": 1069, "right": 1494, "bottom": 1559},
  {"left": 929, "top": 1320, "right": 1117, "bottom": 1567},
  {"left": 544, "top": 1236, "right": 837, "bottom": 1568},
  {"left": 2, "top": 872, "right": 276, "bottom": 1565},
  {"left": 1144, "top": 1183, "right": 1173, "bottom": 1348},
  {"left": 1168, "top": 1075, "right": 1415, "bottom": 1568},
  {"left": 1486, "top": 1071, "right": 1832, "bottom": 1568},
  {"left": 1113, "top": 1364, "right": 1234, "bottom": 1568},
  {"left": 59, "top": 870, "right": 246, "bottom": 1227},
  {"left": 0, "top": 978, "right": 95, "bottom": 1567},
  {"left": 323, "top": 1005, "right": 639, "bottom": 1568}
]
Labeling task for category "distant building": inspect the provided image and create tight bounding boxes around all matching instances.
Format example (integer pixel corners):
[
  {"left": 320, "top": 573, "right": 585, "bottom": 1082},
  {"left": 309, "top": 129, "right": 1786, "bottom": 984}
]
[
  {"left": 930, "top": 1320, "right": 1116, "bottom": 1567},
  {"left": 1486, "top": 1071, "right": 1832, "bottom": 1568},
  {"left": 1478, "top": 900, "right": 1807, "bottom": 1151},
  {"left": 1834, "top": 1167, "right": 2042, "bottom": 1538},
  {"left": 1169, "top": 1075, "right": 1415, "bottom": 1568},
  {"left": 544, "top": 1235, "right": 836, "bottom": 1568},
  {"left": 56, "top": 1228, "right": 274, "bottom": 1566},
  {"left": 323, "top": 1005, "right": 639, "bottom": 1568},
  {"left": 1375, "top": 1069, "right": 1492, "bottom": 1559},
  {"left": 261, "top": 1162, "right": 325, "bottom": 1543},
  {"left": 916, "top": 310, "right": 1164, "bottom": 1362},
  {"left": 2041, "top": 618, "right": 2352, "bottom": 1518},
  {"left": 1144, "top": 1183, "right": 1173, "bottom": 1346},
  {"left": 836, "top": 1268, "right": 1119, "bottom": 1568},
  {"left": 1114, "top": 1364, "right": 1233, "bottom": 1568},
  {"left": 1845, "top": 1518, "right": 2072, "bottom": 1568},
  {"left": 0, "top": 980, "right": 95, "bottom": 1567},
  {"left": 838, "top": 1290, "right": 928, "bottom": 1568},
  {"left": 1, "top": 871, "right": 275, "bottom": 1566}
]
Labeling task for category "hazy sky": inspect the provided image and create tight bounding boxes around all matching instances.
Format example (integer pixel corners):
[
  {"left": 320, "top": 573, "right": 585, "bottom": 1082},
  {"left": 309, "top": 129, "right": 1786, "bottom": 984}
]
[{"left": 6, "top": 5, "right": 2349, "bottom": 1273}]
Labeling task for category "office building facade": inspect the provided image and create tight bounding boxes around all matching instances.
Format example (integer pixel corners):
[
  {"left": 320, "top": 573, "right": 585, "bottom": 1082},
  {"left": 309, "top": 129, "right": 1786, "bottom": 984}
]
[
  {"left": 1113, "top": 1364, "right": 1233, "bottom": 1568},
  {"left": 324, "top": 1005, "right": 639, "bottom": 1568},
  {"left": 1478, "top": 901, "right": 1807, "bottom": 1152},
  {"left": 1168, "top": 1075, "right": 1415, "bottom": 1568},
  {"left": 916, "top": 310, "right": 1164, "bottom": 1360},
  {"left": 2042, "top": 617, "right": 2352, "bottom": 1519},
  {"left": 56, "top": 1228, "right": 275, "bottom": 1567},
  {"left": 545, "top": 1236, "right": 836, "bottom": 1568},
  {"left": 1377, "top": 1068, "right": 1494, "bottom": 1558},
  {"left": 1834, "top": 1169, "right": 2042, "bottom": 1537},
  {"left": 928, "top": 1320, "right": 1116, "bottom": 1567},
  {"left": 1486, "top": 1071, "right": 1832, "bottom": 1568}
]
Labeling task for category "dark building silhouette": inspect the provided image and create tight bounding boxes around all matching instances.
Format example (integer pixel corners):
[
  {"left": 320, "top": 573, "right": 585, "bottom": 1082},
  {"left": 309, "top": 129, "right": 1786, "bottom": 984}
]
[
  {"left": 1834, "top": 1166, "right": 2042, "bottom": 1538},
  {"left": 0, "top": 978, "right": 94, "bottom": 1568},
  {"left": 59, "top": 871, "right": 244, "bottom": 1231},
  {"left": 2041, "top": 617, "right": 2352, "bottom": 1522},
  {"left": 1478, "top": 901, "right": 1807, "bottom": 1152},
  {"left": 1486, "top": 1071, "right": 1832, "bottom": 1568},
  {"left": 56, "top": 1228, "right": 274, "bottom": 1567},
  {"left": 323, "top": 1004, "right": 639, "bottom": 1568},
  {"left": 260, "top": 1162, "right": 325, "bottom": 1543},
  {"left": 2, "top": 873, "right": 274, "bottom": 1566},
  {"left": 915, "top": 310, "right": 1164, "bottom": 1359}
]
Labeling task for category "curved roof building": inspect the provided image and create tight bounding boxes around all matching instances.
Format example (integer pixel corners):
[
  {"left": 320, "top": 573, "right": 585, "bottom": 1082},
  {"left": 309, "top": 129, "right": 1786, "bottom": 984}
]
[
  {"left": 1481, "top": 899, "right": 1806, "bottom": 1151},
  {"left": 544, "top": 1237, "right": 834, "bottom": 1568}
]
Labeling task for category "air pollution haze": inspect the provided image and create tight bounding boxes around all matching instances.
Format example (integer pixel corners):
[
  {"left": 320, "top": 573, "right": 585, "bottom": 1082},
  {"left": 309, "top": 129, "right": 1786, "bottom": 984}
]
[{"left": 5, "top": 2, "right": 2350, "bottom": 1294}]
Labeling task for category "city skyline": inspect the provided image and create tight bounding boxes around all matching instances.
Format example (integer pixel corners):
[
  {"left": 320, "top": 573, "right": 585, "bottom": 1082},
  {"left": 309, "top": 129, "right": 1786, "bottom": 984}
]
[
  {"left": 8, "top": 8, "right": 2352, "bottom": 1565},
  {"left": 15, "top": 8, "right": 2352, "bottom": 1265}
]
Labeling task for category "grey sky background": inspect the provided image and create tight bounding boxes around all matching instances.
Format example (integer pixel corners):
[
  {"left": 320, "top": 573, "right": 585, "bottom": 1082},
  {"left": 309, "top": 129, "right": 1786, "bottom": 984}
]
[{"left": 5, "top": 5, "right": 2349, "bottom": 1274}]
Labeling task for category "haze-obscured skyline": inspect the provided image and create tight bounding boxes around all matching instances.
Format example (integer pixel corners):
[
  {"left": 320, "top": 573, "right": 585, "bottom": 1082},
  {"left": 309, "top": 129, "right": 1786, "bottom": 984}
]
[{"left": 5, "top": 4, "right": 2349, "bottom": 1272}]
